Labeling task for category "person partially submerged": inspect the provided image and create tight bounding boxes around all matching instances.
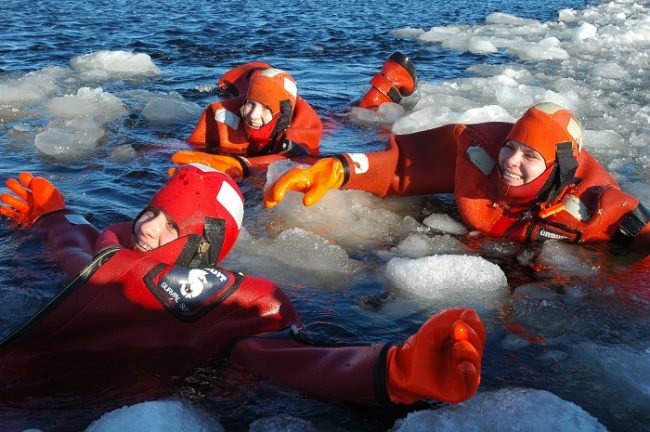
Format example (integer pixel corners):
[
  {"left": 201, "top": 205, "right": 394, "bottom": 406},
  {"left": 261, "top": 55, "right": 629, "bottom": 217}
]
[
  {"left": 0, "top": 164, "right": 484, "bottom": 409},
  {"left": 173, "top": 52, "right": 418, "bottom": 179},
  {"left": 264, "top": 102, "right": 650, "bottom": 250}
]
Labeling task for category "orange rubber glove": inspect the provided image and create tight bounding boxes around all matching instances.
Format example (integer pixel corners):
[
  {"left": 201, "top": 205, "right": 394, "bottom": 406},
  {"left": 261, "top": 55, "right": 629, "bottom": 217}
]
[
  {"left": 0, "top": 172, "right": 66, "bottom": 227},
  {"left": 171, "top": 150, "right": 246, "bottom": 178},
  {"left": 386, "top": 308, "right": 485, "bottom": 405},
  {"left": 264, "top": 157, "right": 345, "bottom": 208}
]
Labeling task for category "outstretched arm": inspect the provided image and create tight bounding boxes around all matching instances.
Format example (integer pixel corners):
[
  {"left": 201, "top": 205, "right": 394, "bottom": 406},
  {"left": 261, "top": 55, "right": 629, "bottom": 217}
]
[
  {"left": 264, "top": 124, "right": 460, "bottom": 208},
  {"left": 1, "top": 172, "right": 100, "bottom": 278}
]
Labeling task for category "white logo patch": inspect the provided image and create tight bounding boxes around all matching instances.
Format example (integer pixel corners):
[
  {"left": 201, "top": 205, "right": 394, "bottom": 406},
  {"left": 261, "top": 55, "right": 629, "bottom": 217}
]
[
  {"left": 346, "top": 153, "right": 369, "bottom": 174},
  {"left": 214, "top": 108, "right": 240, "bottom": 130},
  {"left": 217, "top": 181, "right": 244, "bottom": 228},
  {"left": 179, "top": 269, "right": 209, "bottom": 298},
  {"left": 466, "top": 145, "right": 495, "bottom": 176}
]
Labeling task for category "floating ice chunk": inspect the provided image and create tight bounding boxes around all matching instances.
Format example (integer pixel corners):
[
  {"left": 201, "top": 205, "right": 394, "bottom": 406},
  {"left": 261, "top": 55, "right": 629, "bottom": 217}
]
[
  {"left": 391, "top": 27, "right": 425, "bottom": 39},
  {"left": 583, "top": 129, "right": 624, "bottom": 150},
  {"left": 456, "top": 104, "right": 514, "bottom": 124},
  {"left": 468, "top": 38, "right": 497, "bottom": 54},
  {"left": 496, "top": 85, "right": 534, "bottom": 109},
  {"left": 47, "top": 87, "right": 126, "bottom": 122},
  {"left": 377, "top": 102, "right": 406, "bottom": 122},
  {"left": 85, "top": 400, "right": 223, "bottom": 432},
  {"left": 35, "top": 125, "right": 105, "bottom": 156},
  {"left": 422, "top": 213, "right": 467, "bottom": 235},
  {"left": 485, "top": 12, "right": 540, "bottom": 26},
  {"left": 350, "top": 103, "right": 404, "bottom": 128},
  {"left": 141, "top": 97, "right": 203, "bottom": 125},
  {"left": 71, "top": 50, "right": 160, "bottom": 79},
  {"left": 110, "top": 144, "right": 138, "bottom": 162},
  {"left": 574, "top": 23, "right": 598, "bottom": 40},
  {"left": 265, "top": 161, "right": 418, "bottom": 248},
  {"left": 249, "top": 415, "right": 317, "bottom": 432},
  {"left": 574, "top": 343, "right": 650, "bottom": 413},
  {"left": 0, "top": 67, "right": 64, "bottom": 105},
  {"left": 390, "top": 388, "right": 607, "bottom": 432},
  {"left": 393, "top": 103, "right": 514, "bottom": 135},
  {"left": 240, "top": 227, "right": 362, "bottom": 275},
  {"left": 558, "top": 9, "right": 578, "bottom": 23},
  {"left": 12, "top": 123, "right": 31, "bottom": 132},
  {"left": 593, "top": 62, "right": 626, "bottom": 79},
  {"left": 508, "top": 37, "right": 569, "bottom": 61},
  {"left": 537, "top": 241, "right": 599, "bottom": 277},
  {"left": 385, "top": 255, "right": 506, "bottom": 305},
  {"left": 419, "top": 25, "right": 463, "bottom": 44},
  {"left": 393, "top": 233, "right": 468, "bottom": 258},
  {"left": 391, "top": 105, "right": 448, "bottom": 134}
]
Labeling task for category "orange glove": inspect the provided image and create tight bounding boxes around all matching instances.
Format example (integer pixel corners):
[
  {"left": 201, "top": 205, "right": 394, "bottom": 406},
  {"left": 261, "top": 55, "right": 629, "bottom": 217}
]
[
  {"left": 263, "top": 157, "right": 345, "bottom": 208},
  {"left": 0, "top": 172, "right": 66, "bottom": 227},
  {"left": 386, "top": 308, "right": 485, "bottom": 405},
  {"left": 171, "top": 150, "right": 246, "bottom": 178}
]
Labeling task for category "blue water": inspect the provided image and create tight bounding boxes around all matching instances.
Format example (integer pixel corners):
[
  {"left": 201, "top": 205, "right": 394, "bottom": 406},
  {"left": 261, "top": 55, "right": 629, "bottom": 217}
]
[{"left": 5, "top": 0, "right": 650, "bottom": 431}]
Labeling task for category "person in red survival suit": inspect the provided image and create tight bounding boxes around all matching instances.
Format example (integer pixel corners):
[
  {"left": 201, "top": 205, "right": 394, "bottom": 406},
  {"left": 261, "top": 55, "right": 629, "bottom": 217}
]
[
  {"left": 183, "top": 65, "right": 322, "bottom": 168},
  {"left": 0, "top": 164, "right": 484, "bottom": 407},
  {"left": 263, "top": 102, "right": 650, "bottom": 251},
  {"left": 172, "top": 53, "right": 418, "bottom": 180}
]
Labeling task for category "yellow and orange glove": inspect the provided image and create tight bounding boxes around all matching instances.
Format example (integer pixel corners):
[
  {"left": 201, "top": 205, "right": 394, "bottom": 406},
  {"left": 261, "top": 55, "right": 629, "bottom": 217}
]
[
  {"left": 263, "top": 157, "right": 345, "bottom": 208},
  {"left": 386, "top": 308, "right": 485, "bottom": 405},
  {"left": 171, "top": 150, "right": 246, "bottom": 179},
  {"left": 0, "top": 172, "right": 66, "bottom": 227}
]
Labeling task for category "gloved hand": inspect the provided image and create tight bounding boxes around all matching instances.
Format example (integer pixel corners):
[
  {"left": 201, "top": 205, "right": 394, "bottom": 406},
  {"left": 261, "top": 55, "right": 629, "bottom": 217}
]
[
  {"left": 264, "top": 157, "right": 345, "bottom": 208},
  {"left": 386, "top": 308, "right": 485, "bottom": 405},
  {"left": 171, "top": 150, "right": 245, "bottom": 178},
  {"left": 0, "top": 172, "right": 66, "bottom": 227}
]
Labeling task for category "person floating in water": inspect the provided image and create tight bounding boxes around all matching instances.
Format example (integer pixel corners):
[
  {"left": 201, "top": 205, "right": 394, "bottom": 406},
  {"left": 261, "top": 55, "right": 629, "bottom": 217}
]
[
  {"left": 0, "top": 164, "right": 484, "bottom": 407},
  {"left": 264, "top": 102, "right": 650, "bottom": 250},
  {"left": 172, "top": 53, "right": 417, "bottom": 179}
]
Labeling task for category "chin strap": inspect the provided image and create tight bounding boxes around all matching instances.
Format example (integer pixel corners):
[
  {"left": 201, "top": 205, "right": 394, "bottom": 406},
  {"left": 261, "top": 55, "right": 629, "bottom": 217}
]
[
  {"left": 543, "top": 142, "right": 580, "bottom": 204},
  {"left": 271, "top": 99, "right": 293, "bottom": 142},
  {"left": 189, "top": 217, "right": 225, "bottom": 267}
]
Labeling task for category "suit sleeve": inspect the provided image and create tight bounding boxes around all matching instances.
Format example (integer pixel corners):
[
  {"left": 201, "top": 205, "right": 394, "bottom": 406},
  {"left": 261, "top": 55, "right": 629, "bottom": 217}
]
[
  {"left": 35, "top": 210, "right": 101, "bottom": 279},
  {"left": 338, "top": 124, "right": 459, "bottom": 197}
]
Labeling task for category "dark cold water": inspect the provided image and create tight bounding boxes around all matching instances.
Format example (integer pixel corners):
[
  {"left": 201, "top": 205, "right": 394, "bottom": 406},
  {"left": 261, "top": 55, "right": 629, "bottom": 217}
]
[{"left": 2, "top": 0, "right": 650, "bottom": 430}]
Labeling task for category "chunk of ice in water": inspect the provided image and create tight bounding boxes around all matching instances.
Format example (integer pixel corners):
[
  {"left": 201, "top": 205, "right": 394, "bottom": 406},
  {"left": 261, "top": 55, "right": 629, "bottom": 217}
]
[
  {"left": 385, "top": 254, "right": 506, "bottom": 306},
  {"left": 390, "top": 388, "right": 607, "bottom": 432},
  {"left": 85, "top": 400, "right": 223, "bottom": 432}
]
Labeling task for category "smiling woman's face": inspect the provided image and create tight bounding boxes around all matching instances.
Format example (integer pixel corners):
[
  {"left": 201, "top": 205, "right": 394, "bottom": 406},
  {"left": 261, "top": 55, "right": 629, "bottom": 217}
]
[
  {"left": 132, "top": 208, "right": 179, "bottom": 252},
  {"left": 240, "top": 100, "right": 274, "bottom": 129},
  {"left": 498, "top": 140, "right": 548, "bottom": 186}
]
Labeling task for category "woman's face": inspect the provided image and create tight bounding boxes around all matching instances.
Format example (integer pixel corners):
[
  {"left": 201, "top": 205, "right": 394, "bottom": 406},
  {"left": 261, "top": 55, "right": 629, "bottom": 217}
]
[
  {"left": 240, "top": 100, "right": 274, "bottom": 129},
  {"left": 498, "top": 140, "right": 548, "bottom": 186},
  {"left": 133, "top": 208, "right": 179, "bottom": 252}
]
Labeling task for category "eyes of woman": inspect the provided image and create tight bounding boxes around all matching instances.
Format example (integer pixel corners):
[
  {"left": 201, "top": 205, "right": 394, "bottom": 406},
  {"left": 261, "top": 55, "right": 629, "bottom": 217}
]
[
  {"left": 142, "top": 209, "right": 179, "bottom": 233},
  {"left": 503, "top": 142, "right": 541, "bottom": 160}
]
